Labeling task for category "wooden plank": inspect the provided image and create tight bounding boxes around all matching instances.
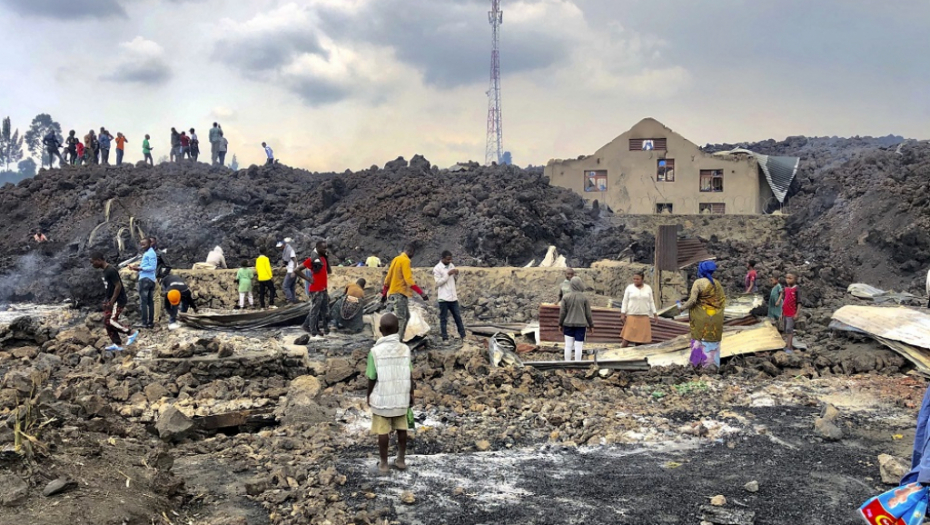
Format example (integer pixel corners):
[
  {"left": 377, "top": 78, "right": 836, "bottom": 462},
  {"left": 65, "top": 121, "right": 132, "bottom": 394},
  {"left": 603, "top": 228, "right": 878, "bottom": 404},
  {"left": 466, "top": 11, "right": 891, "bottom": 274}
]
[
  {"left": 832, "top": 306, "right": 930, "bottom": 348},
  {"left": 598, "top": 322, "right": 784, "bottom": 367}
]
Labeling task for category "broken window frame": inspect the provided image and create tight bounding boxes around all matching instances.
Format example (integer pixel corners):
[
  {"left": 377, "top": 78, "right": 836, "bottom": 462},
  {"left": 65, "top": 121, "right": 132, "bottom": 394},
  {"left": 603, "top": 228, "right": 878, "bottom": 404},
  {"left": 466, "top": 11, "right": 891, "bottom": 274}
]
[
  {"left": 699, "top": 169, "right": 724, "bottom": 192},
  {"left": 629, "top": 138, "right": 667, "bottom": 151},
  {"left": 699, "top": 203, "right": 726, "bottom": 214},
  {"left": 655, "top": 203, "right": 674, "bottom": 214},
  {"left": 657, "top": 158, "right": 675, "bottom": 182},
  {"left": 583, "top": 170, "right": 608, "bottom": 192}
]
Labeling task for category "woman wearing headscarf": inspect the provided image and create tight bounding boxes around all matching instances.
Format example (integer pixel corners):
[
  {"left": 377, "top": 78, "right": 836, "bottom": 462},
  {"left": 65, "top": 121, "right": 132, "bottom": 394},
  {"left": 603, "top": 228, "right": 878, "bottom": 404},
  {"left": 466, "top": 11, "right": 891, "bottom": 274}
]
[
  {"left": 679, "top": 261, "right": 726, "bottom": 368},
  {"left": 620, "top": 271, "right": 657, "bottom": 347},
  {"left": 558, "top": 276, "right": 594, "bottom": 362}
]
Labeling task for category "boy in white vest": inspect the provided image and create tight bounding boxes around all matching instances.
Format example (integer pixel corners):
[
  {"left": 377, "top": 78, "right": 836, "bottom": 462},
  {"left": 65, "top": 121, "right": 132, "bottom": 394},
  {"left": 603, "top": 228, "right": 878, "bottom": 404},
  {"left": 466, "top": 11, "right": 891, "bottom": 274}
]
[{"left": 366, "top": 313, "right": 415, "bottom": 473}]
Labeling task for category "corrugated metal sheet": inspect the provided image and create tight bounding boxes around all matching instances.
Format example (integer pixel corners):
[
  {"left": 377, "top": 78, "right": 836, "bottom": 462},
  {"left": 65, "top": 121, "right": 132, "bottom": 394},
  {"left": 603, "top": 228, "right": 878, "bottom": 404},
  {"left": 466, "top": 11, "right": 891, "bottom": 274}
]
[
  {"left": 539, "top": 305, "right": 690, "bottom": 344},
  {"left": 714, "top": 148, "right": 800, "bottom": 204},
  {"left": 677, "top": 238, "right": 714, "bottom": 269},
  {"left": 656, "top": 225, "right": 679, "bottom": 271}
]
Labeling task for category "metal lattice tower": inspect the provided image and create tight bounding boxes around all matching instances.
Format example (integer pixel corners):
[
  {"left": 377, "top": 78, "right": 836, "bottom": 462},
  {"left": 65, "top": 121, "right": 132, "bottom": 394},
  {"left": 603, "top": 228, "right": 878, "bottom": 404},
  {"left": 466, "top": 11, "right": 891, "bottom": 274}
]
[{"left": 485, "top": 0, "right": 503, "bottom": 165}]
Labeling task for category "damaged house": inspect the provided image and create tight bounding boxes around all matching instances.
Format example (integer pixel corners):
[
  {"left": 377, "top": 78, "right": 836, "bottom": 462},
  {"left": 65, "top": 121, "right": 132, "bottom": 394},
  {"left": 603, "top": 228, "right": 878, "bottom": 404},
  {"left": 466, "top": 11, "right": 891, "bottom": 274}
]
[{"left": 544, "top": 118, "right": 799, "bottom": 215}]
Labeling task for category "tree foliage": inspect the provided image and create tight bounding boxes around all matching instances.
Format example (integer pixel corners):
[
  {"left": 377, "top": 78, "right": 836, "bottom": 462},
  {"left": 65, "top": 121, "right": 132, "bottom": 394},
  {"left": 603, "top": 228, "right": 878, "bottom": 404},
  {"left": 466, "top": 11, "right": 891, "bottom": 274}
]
[
  {"left": 0, "top": 117, "right": 24, "bottom": 172},
  {"left": 17, "top": 158, "right": 36, "bottom": 178},
  {"left": 23, "top": 114, "right": 63, "bottom": 167}
]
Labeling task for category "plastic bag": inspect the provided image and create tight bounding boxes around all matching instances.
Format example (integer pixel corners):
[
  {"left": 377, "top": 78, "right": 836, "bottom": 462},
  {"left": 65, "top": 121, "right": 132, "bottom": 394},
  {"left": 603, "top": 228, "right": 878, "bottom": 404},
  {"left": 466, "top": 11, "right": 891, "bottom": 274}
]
[
  {"left": 689, "top": 340, "right": 706, "bottom": 368},
  {"left": 406, "top": 408, "right": 416, "bottom": 431},
  {"left": 858, "top": 483, "right": 929, "bottom": 525}
]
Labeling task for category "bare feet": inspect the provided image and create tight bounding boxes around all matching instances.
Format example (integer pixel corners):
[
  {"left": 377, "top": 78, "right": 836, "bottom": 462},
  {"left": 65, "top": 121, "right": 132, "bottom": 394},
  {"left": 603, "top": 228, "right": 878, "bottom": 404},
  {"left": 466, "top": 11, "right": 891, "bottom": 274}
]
[
  {"left": 378, "top": 462, "right": 390, "bottom": 474},
  {"left": 393, "top": 458, "right": 407, "bottom": 471}
]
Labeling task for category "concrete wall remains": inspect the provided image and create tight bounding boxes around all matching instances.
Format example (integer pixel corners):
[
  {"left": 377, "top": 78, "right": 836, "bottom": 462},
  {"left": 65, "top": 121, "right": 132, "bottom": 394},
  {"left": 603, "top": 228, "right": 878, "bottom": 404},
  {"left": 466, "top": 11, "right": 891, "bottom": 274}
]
[{"left": 545, "top": 118, "right": 775, "bottom": 215}]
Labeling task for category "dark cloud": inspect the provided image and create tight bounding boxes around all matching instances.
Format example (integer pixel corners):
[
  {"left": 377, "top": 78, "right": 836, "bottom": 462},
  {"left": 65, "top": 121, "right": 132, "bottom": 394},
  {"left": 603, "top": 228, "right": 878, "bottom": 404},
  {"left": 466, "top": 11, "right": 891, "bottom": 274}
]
[
  {"left": 316, "top": 0, "right": 568, "bottom": 88},
  {"left": 0, "top": 0, "right": 126, "bottom": 19},
  {"left": 102, "top": 60, "right": 172, "bottom": 85},
  {"left": 286, "top": 76, "right": 354, "bottom": 107},
  {"left": 213, "top": 32, "right": 326, "bottom": 72}
]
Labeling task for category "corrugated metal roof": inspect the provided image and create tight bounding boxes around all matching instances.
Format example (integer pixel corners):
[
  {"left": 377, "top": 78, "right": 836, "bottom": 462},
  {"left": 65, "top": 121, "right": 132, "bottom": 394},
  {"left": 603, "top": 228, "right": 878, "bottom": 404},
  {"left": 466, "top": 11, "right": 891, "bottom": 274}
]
[
  {"left": 715, "top": 148, "right": 800, "bottom": 204},
  {"left": 677, "top": 238, "right": 714, "bottom": 269}
]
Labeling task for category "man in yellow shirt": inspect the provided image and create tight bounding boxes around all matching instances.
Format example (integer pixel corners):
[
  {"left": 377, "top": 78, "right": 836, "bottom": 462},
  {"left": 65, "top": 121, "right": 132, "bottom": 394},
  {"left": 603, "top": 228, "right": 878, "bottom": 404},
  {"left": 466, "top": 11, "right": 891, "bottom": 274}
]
[
  {"left": 381, "top": 243, "right": 429, "bottom": 340},
  {"left": 255, "top": 248, "right": 276, "bottom": 309}
]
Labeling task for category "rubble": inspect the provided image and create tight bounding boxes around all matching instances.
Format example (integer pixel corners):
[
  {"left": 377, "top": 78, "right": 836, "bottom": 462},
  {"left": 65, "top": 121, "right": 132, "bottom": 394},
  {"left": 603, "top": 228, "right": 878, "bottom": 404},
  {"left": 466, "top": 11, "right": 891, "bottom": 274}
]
[{"left": 878, "top": 454, "right": 909, "bottom": 485}]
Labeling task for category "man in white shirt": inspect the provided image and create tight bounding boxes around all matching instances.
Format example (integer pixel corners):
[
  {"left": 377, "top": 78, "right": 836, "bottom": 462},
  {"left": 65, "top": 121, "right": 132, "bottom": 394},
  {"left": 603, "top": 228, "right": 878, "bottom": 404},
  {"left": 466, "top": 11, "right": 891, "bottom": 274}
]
[
  {"left": 278, "top": 239, "right": 297, "bottom": 303},
  {"left": 262, "top": 142, "right": 274, "bottom": 166},
  {"left": 433, "top": 251, "right": 467, "bottom": 342}
]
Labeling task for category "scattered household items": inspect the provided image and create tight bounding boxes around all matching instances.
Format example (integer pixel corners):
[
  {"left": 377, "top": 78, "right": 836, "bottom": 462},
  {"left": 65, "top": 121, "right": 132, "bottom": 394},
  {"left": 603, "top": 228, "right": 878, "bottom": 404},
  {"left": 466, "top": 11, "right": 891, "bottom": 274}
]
[
  {"left": 847, "top": 283, "right": 918, "bottom": 304},
  {"left": 487, "top": 332, "right": 523, "bottom": 368}
]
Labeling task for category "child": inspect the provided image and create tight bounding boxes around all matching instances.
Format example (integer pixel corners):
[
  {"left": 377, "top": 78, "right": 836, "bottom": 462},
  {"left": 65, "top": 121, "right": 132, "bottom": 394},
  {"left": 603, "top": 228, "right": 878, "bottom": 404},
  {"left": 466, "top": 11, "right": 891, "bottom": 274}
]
[
  {"left": 767, "top": 276, "right": 785, "bottom": 324},
  {"left": 142, "top": 134, "right": 154, "bottom": 166},
  {"left": 256, "top": 248, "right": 275, "bottom": 309},
  {"left": 236, "top": 259, "right": 254, "bottom": 310},
  {"left": 366, "top": 313, "right": 414, "bottom": 474},
  {"left": 782, "top": 273, "right": 801, "bottom": 353},
  {"left": 745, "top": 260, "right": 758, "bottom": 293}
]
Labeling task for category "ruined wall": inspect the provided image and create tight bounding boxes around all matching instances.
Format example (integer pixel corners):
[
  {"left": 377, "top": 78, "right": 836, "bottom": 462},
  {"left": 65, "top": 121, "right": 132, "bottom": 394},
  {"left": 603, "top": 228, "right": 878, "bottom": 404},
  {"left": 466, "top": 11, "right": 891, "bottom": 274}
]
[
  {"left": 545, "top": 118, "right": 766, "bottom": 215},
  {"left": 612, "top": 214, "right": 788, "bottom": 246},
  {"left": 124, "top": 263, "right": 685, "bottom": 324}
]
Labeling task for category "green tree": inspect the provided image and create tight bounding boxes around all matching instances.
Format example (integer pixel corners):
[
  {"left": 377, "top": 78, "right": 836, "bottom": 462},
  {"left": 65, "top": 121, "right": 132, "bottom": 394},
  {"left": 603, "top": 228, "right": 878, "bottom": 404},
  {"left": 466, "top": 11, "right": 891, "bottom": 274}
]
[
  {"left": 0, "top": 117, "right": 24, "bottom": 172},
  {"left": 17, "top": 158, "right": 36, "bottom": 178},
  {"left": 23, "top": 114, "right": 63, "bottom": 168},
  {"left": 229, "top": 154, "right": 239, "bottom": 171}
]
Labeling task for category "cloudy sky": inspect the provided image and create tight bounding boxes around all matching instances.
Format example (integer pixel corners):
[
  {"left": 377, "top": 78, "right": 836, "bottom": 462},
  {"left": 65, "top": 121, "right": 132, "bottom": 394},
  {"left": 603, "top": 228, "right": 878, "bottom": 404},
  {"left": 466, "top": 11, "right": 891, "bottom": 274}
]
[{"left": 0, "top": 0, "right": 926, "bottom": 171}]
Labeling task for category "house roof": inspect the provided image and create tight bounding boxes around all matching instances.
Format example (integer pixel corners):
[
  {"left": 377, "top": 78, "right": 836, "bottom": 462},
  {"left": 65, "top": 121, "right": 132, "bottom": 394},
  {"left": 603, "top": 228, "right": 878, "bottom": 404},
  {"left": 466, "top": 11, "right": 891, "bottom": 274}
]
[{"left": 713, "top": 148, "right": 800, "bottom": 203}]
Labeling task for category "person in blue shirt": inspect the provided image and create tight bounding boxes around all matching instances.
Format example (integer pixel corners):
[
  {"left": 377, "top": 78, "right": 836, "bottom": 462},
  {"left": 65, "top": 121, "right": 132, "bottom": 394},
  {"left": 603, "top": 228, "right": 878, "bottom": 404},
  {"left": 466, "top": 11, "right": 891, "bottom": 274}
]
[
  {"left": 903, "top": 386, "right": 930, "bottom": 486},
  {"left": 130, "top": 237, "right": 158, "bottom": 328},
  {"left": 98, "top": 127, "right": 114, "bottom": 165}
]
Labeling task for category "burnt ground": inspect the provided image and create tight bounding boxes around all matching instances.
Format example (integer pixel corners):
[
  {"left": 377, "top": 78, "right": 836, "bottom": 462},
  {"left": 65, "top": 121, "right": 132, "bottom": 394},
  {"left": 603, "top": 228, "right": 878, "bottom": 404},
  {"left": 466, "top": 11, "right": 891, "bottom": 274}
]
[{"left": 334, "top": 406, "right": 911, "bottom": 525}]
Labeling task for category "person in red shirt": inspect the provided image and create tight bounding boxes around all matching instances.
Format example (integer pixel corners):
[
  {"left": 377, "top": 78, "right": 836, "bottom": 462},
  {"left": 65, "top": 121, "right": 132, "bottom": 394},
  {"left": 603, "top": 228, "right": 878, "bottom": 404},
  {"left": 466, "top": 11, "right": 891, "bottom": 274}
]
[
  {"left": 744, "top": 260, "right": 758, "bottom": 293},
  {"left": 179, "top": 132, "right": 191, "bottom": 160},
  {"left": 75, "top": 141, "right": 85, "bottom": 166},
  {"left": 296, "top": 241, "right": 333, "bottom": 337},
  {"left": 782, "top": 272, "right": 801, "bottom": 353}
]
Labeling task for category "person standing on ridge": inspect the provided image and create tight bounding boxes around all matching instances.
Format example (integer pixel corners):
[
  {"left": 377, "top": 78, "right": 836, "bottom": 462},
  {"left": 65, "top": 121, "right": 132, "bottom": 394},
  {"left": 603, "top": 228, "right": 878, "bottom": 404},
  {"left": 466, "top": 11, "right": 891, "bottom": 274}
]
[
  {"left": 179, "top": 132, "right": 191, "bottom": 160},
  {"left": 262, "top": 142, "right": 274, "bottom": 165},
  {"left": 189, "top": 128, "right": 200, "bottom": 162},
  {"left": 115, "top": 132, "right": 128, "bottom": 166},
  {"left": 382, "top": 243, "right": 429, "bottom": 340},
  {"left": 142, "top": 134, "right": 154, "bottom": 165},
  {"left": 170, "top": 128, "right": 181, "bottom": 162},
  {"left": 209, "top": 122, "right": 222, "bottom": 165},
  {"left": 218, "top": 131, "right": 228, "bottom": 166},
  {"left": 65, "top": 130, "right": 79, "bottom": 165},
  {"left": 42, "top": 130, "right": 63, "bottom": 168},
  {"left": 91, "top": 253, "right": 139, "bottom": 351},
  {"left": 98, "top": 127, "right": 114, "bottom": 165},
  {"left": 433, "top": 250, "right": 466, "bottom": 342}
]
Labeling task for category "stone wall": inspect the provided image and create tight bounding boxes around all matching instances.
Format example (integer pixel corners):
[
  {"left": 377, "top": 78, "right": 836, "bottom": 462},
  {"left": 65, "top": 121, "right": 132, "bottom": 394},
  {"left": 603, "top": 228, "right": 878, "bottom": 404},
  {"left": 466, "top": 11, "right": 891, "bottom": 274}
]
[
  {"left": 123, "top": 263, "right": 686, "bottom": 324},
  {"left": 612, "top": 213, "right": 788, "bottom": 245}
]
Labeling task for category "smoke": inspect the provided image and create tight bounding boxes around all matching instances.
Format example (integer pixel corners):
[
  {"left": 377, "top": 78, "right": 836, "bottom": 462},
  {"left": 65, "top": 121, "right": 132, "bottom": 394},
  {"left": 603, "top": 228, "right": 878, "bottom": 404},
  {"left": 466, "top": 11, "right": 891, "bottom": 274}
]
[{"left": 0, "top": 252, "right": 63, "bottom": 306}]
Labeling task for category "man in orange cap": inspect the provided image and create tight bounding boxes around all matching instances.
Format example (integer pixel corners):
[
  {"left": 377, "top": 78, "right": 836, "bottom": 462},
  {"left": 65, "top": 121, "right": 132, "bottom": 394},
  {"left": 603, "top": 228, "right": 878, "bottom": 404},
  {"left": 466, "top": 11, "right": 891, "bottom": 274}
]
[{"left": 159, "top": 272, "right": 197, "bottom": 329}]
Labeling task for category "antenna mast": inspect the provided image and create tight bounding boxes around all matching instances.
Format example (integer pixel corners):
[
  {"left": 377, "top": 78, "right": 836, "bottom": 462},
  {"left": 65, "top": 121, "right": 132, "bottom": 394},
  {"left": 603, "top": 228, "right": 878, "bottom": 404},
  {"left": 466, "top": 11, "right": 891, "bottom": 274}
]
[{"left": 485, "top": 0, "right": 503, "bottom": 165}]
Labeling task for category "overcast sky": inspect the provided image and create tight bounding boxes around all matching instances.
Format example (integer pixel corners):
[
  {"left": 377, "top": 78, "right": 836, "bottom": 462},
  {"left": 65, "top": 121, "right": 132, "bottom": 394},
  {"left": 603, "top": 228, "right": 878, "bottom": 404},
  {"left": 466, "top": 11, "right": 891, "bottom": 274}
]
[{"left": 0, "top": 0, "right": 926, "bottom": 171}]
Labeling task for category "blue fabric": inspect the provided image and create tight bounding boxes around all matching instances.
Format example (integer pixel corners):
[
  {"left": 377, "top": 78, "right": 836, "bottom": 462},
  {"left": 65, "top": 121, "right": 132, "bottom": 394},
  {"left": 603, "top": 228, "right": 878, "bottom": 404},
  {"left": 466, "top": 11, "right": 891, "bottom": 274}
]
[
  {"left": 98, "top": 134, "right": 111, "bottom": 149},
  {"left": 903, "top": 386, "right": 930, "bottom": 485},
  {"left": 139, "top": 248, "right": 157, "bottom": 282},
  {"left": 698, "top": 261, "right": 717, "bottom": 284},
  {"left": 563, "top": 326, "right": 586, "bottom": 342}
]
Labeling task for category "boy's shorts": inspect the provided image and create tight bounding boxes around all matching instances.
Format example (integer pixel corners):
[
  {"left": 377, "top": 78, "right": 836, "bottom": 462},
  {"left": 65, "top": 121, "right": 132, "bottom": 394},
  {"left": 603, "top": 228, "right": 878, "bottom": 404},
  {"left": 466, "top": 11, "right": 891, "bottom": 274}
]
[
  {"left": 371, "top": 414, "right": 408, "bottom": 435},
  {"left": 784, "top": 316, "right": 796, "bottom": 334},
  {"left": 563, "top": 326, "right": 586, "bottom": 342}
]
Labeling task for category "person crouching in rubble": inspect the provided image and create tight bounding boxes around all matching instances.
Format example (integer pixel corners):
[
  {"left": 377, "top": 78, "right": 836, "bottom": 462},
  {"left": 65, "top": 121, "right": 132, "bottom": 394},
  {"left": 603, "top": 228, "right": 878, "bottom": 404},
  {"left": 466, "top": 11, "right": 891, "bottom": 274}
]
[
  {"left": 559, "top": 276, "right": 594, "bottom": 362},
  {"left": 679, "top": 261, "right": 726, "bottom": 368},
  {"left": 333, "top": 279, "right": 367, "bottom": 333},
  {"left": 91, "top": 253, "right": 139, "bottom": 351},
  {"left": 160, "top": 272, "right": 198, "bottom": 329},
  {"left": 620, "top": 271, "right": 657, "bottom": 347},
  {"left": 366, "top": 313, "right": 414, "bottom": 474},
  {"left": 206, "top": 245, "right": 227, "bottom": 269}
]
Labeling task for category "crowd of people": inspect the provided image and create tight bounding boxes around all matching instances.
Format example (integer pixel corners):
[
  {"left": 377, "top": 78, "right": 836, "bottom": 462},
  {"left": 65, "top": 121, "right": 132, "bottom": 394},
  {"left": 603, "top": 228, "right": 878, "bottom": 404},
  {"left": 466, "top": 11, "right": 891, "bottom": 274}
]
[{"left": 38, "top": 121, "right": 273, "bottom": 169}]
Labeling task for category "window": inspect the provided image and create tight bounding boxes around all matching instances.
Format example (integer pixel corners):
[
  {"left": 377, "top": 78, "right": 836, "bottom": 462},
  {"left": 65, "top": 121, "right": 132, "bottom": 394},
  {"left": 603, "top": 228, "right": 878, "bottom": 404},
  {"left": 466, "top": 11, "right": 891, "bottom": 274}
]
[
  {"left": 656, "top": 203, "right": 673, "bottom": 214},
  {"left": 584, "top": 170, "right": 608, "bottom": 192},
  {"left": 657, "top": 159, "right": 675, "bottom": 182},
  {"left": 699, "top": 203, "right": 726, "bottom": 214},
  {"left": 700, "top": 169, "right": 724, "bottom": 192},
  {"left": 629, "top": 138, "right": 667, "bottom": 151}
]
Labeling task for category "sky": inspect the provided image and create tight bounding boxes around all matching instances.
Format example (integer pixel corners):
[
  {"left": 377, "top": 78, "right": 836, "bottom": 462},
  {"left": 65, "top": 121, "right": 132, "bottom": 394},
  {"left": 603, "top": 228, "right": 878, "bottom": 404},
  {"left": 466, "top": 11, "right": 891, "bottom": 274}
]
[{"left": 0, "top": 0, "right": 927, "bottom": 171}]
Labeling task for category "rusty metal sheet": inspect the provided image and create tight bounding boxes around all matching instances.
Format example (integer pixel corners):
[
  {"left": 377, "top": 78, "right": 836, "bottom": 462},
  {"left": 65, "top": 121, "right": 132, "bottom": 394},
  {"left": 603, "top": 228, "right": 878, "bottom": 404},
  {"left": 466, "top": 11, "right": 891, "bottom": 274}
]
[
  {"left": 655, "top": 225, "right": 679, "bottom": 272},
  {"left": 677, "top": 238, "right": 714, "bottom": 269},
  {"left": 539, "top": 305, "right": 690, "bottom": 344}
]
